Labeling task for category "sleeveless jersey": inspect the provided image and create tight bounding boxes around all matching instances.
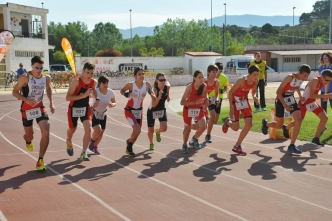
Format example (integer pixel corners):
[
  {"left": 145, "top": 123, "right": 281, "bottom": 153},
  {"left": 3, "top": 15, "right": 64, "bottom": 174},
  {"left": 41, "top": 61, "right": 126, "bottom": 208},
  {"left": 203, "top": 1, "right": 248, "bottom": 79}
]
[
  {"left": 186, "top": 83, "right": 206, "bottom": 108},
  {"left": 21, "top": 73, "right": 46, "bottom": 111},
  {"left": 69, "top": 76, "right": 95, "bottom": 108},
  {"left": 148, "top": 85, "right": 168, "bottom": 110},
  {"left": 205, "top": 78, "right": 217, "bottom": 98},
  {"left": 277, "top": 74, "right": 303, "bottom": 100},
  {"left": 126, "top": 81, "right": 147, "bottom": 109},
  {"left": 301, "top": 76, "right": 323, "bottom": 105},
  {"left": 94, "top": 88, "right": 115, "bottom": 112},
  {"left": 232, "top": 75, "right": 255, "bottom": 102}
]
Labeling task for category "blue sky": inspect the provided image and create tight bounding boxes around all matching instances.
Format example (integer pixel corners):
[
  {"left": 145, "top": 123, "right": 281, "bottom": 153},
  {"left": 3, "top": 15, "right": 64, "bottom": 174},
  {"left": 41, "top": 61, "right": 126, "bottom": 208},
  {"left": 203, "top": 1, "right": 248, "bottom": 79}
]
[{"left": 6, "top": 0, "right": 318, "bottom": 29}]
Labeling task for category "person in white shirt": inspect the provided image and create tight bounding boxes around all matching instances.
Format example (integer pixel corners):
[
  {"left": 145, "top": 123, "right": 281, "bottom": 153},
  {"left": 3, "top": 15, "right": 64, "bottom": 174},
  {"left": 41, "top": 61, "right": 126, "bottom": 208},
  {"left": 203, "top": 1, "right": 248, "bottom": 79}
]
[{"left": 89, "top": 76, "right": 116, "bottom": 154}]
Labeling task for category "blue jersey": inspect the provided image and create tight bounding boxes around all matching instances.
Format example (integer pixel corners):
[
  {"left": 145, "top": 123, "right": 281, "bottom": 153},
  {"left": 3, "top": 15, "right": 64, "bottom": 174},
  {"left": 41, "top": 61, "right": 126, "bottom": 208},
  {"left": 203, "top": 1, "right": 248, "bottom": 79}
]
[{"left": 318, "top": 64, "right": 332, "bottom": 93}]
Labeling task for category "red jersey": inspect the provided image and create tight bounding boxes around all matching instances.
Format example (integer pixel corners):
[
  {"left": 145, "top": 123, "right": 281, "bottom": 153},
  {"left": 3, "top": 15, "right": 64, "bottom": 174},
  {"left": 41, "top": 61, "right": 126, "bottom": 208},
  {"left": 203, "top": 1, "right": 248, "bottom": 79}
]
[
  {"left": 301, "top": 76, "right": 323, "bottom": 105},
  {"left": 277, "top": 74, "right": 303, "bottom": 100},
  {"left": 186, "top": 83, "right": 206, "bottom": 108},
  {"left": 69, "top": 76, "right": 95, "bottom": 108},
  {"left": 232, "top": 75, "right": 255, "bottom": 102},
  {"left": 205, "top": 79, "right": 217, "bottom": 97}
]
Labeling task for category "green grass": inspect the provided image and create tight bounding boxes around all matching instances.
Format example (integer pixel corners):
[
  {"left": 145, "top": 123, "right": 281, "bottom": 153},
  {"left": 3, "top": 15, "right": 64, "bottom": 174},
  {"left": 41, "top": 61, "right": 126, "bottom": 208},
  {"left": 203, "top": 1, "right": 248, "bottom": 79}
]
[{"left": 179, "top": 103, "right": 332, "bottom": 145}]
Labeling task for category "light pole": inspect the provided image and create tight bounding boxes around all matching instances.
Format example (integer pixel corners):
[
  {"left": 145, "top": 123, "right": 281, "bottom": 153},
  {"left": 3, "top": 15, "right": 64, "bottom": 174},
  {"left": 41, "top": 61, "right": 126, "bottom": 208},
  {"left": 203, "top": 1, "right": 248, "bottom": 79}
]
[
  {"left": 293, "top": 6, "right": 296, "bottom": 44},
  {"left": 41, "top": 2, "right": 44, "bottom": 9},
  {"left": 210, "top": 0, "right": 212, "bottom": 52},
  {"left": 224, "top": 3, "right": 226, "bottom": 56},
  {"left": 130, "top": 9, "right": 133, "bottom": 57}
]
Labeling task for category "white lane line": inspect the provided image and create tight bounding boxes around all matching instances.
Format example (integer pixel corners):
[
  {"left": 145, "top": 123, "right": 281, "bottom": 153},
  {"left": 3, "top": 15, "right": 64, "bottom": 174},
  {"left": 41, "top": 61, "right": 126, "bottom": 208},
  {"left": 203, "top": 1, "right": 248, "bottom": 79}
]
[
  {"left": 0, "top": 210, "right": 8, "bottom": 221},
  {"left": 5, "top": 116, "right": 248, "bottom": 221},
  {"left": 0, "top": 110, "right": 131, "bottom": 221},
  {"left": 37, "top": 115, "right": 332, "bottom": 214}
]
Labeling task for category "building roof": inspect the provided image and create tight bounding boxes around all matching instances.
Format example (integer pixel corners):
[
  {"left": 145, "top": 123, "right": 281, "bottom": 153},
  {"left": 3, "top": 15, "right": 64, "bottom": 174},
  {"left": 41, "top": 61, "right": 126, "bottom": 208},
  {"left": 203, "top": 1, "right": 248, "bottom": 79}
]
[
  {"left": 184, "top": 52, "right": 222, "bottom": 57},
  {"left": 269, "top": 50, "right": 328, "bottom": 56}
]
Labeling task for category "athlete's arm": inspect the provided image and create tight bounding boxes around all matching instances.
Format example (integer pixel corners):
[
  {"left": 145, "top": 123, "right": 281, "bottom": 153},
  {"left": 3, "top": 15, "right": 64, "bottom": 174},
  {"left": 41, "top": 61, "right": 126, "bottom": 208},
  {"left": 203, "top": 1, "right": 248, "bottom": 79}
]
[
  {"left": 251, "top": 81, "right": 259, "bottom": 104},
  {"left": 180, "top": 84, "right": 194, "bottom": 106},
  {"left": 45, "top": 75, "right": 55, "bottom": 113},
  {"left": 228, "top": 77, "right": 244, "bottom": 105},
  {"left": 167, "top": 85, "right": 170, "bottom": 102},
  {"left": 264, "top": 63, "right": 267, "bottom": 86},
  {"left": 146, "top": 82, "right": 157, "bottom": 101},
  {"left": 108, "top": 96, "right": 116, "bottom": 108},
  {"left": 276, "top": 75, "right": 292, "bottom": 107},
  {"left": 152, "top": 88, "right": 161, "bottom": 108},
  {"left": 66, "top": 78, "right": 90, "bottom": 101},
  {"left": 12, "top": 75, "right": 34, "bottom": 104},
  {"left": 120, "top": 83, "right": 132, "bottom": 97},
  {"left": 214, "top": 80, "right": 220, "bottom": 101}
]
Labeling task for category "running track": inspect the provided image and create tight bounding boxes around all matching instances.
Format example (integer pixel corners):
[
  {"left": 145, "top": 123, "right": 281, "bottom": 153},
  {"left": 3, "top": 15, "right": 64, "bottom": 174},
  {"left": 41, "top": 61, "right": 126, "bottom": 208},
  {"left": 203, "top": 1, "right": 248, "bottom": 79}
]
[{"left": 0, "top": 86, "right": 331, "bottom": 221}]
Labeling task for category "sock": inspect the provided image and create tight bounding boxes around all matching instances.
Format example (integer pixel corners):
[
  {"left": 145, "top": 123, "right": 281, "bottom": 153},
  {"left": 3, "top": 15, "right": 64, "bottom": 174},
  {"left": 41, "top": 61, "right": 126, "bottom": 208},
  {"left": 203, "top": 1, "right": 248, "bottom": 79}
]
[
  {"left": 81, "top": 150, "right": 86, "bottom": 154},
  {"left": 38, "top": 157, "right": 43, "bottom": 161},
  {"left": 26, "top": 141, "right": 31, "bottom": 145}
]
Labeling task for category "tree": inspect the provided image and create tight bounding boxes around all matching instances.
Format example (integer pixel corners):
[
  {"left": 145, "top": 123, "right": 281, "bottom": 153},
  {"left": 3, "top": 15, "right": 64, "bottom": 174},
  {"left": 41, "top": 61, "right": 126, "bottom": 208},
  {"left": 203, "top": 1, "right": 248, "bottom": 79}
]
[
  {"left": 242, "top": 33, "right": 255, "bottom": 45},
  {"left": 95, "top": 49, "right": 123, "bottom": 57},
  {"left": 53, "top": 50, "right": 67, "bottom": 63},
  {"left": 261, "top": 23, "right": 274, "bottom": 34}
]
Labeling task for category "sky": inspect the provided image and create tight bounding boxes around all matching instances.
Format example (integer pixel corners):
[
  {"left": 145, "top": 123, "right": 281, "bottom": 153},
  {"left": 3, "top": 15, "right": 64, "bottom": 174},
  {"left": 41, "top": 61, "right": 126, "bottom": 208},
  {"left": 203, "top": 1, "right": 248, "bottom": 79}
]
[{"left": 4, "top": 0, "right": 319, "bottom": 30}]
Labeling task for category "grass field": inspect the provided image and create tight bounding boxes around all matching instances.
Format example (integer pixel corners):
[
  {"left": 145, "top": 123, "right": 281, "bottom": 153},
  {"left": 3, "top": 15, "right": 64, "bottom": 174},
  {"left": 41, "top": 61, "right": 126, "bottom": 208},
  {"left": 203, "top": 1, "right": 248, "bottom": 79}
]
[{"left": 179, "top": 102, "right": 332, "bottom": 145}]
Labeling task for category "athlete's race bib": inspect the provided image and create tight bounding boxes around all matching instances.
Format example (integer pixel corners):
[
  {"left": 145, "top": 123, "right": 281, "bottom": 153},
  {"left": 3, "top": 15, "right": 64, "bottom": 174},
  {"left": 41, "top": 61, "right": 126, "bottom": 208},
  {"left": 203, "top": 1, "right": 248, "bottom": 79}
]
[
  {"left": 72, "top": 107, "right": 86, "bottom": 117},
  {"left": 188, "top": 108, "right": 200, "bottom": 117},
  {"left": 284, "top": 96, "right": 295, "bottom": 105},
  {"left": 94, "top": 110, "right": 106, "bottom": 120},
  {"left": 131, "top": 109, "right": 142, "bottom": 119},
  {"left": 306, "top": 102, "right": 318, "bottom": 112},
  {"left": 284, "top": 109, "right": 292, "bottom": 118},
  {"left": 153, "top": 110, "right": 164, "bottom": 119},
  {"left": 209, "top": 97, "right": 216, "bottom": 105},
  {"left": 26, "top": 108, "right": 42, "bottom": 121},
  {"left": 235, "top": 100, "right": 248, "bottom": 110}
]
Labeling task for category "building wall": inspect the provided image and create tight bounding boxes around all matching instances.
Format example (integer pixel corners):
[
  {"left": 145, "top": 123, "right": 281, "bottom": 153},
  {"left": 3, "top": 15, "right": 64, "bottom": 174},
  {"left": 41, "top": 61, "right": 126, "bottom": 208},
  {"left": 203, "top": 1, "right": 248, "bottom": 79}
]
[{"left": 184, "top": 55, "right": 221, "bottom": 75}]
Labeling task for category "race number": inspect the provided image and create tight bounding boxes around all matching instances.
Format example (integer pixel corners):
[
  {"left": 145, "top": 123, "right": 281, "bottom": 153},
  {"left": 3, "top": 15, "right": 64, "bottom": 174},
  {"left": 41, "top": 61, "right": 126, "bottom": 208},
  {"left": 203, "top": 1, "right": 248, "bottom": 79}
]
[
  {"left": 235, "top": 100, "right": 248, "bottom": 110},
  {"left": 94, "top": 110, "right": 106, "bottom": 120},
  {"left": 306, "top": 102, "right": 318, "bottom": 112},
  {"left": 72, "top": 107, "right": 86, "bottom": 117},
  {"left": 284, "top": 96, "right": 295, "bottom": 105},
  {"left": 209, "top": 97, "right": 216, "bottom": 105},
  {"left": 26, "top": 108, "right": 42, "bottom": 120},
  {"left": 188, "top": 108, "right": 200, "bottom": 117},
  {"left": 153, "top": 110, "right": 164, "bottom": 119},
  {"left": 131, "top": 110, "right": 142, "bottom": 119}
]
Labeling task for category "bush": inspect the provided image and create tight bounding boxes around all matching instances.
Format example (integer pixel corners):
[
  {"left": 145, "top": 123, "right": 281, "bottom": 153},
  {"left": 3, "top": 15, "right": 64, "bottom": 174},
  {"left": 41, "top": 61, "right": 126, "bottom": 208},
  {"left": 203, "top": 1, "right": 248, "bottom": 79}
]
[{"left": 95, "top": 49, "right": 123, "bottom": 57}]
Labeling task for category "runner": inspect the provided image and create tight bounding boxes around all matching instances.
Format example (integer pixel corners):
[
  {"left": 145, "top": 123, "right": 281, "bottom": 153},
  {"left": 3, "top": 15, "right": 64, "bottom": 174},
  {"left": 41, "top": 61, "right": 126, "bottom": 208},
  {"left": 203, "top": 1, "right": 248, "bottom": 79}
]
[
  {"left": 282, "top": 69, "right": 332, "bottom": 146},
  {"left": 214, "top": 62, "right": 229, "bottom": 124},
  {"left": 88, "top": 76, "right": 116, "bottom": 154},
  {"left": 261, "top": 64, "right": 311, "bottom": 154},
  {"left": 146, "top": 73, "right": 170, "bottom": 150},
  {"left": 222, "top": 65, "right": 259, "bottom": 155},
  {"left": 204, "top": 64, "right": 219, "bottom": 143},
  {"left": 66, "top": 61, "right": 99, "bottom": 161},
  {"left": 120, "top": 67, "right": 156, "bottom": 156},
  {"left": 12, "top": 56, "right": 55, "bottom": 170},
  {"left": 181, "top": 70, "right": 208, "bottom": 153}
]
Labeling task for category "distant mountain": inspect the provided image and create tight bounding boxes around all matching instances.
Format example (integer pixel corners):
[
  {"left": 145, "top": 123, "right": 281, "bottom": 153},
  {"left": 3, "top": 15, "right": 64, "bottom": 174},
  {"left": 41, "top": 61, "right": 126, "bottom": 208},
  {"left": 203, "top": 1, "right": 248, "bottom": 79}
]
[{"left": 119, "top": 14, "right": 300, "bottom": 39}]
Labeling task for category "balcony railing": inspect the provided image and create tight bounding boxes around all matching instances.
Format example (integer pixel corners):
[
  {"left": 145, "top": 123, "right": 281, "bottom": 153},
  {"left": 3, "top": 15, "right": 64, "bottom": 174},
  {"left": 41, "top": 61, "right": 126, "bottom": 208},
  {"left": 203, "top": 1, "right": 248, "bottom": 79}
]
[{"left": 0, "top": 29, "right": 45, "bottom": 39}]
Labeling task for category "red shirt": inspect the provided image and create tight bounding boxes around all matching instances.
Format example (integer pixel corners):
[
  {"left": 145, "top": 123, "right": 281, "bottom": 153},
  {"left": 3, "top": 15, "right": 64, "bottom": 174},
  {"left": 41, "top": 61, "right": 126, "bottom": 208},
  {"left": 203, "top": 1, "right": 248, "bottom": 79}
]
[
  {"left": 69, "top": 76, "right": 94, "bottom": 108},
  {"left": 186, "top": 83, "right": 206, "bottom": 108},
  {"left": 232, "top": 75, "right": 255, "bottom": 102}
]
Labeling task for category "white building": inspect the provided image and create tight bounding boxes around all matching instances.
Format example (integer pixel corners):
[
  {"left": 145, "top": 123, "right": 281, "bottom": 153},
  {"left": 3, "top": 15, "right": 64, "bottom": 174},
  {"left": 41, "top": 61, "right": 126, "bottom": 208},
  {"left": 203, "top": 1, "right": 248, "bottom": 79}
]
[{"left": 0, "top": 2, "right": 52, "bottom": 74}]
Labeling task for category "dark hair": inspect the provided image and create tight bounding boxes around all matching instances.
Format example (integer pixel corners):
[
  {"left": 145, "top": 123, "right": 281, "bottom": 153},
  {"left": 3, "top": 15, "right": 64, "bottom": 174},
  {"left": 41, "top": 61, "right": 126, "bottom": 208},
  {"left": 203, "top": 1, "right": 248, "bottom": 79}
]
[
  {"left": 134, "top": 67, "right": 144, "bottom": 76},
  {"left": 298, "top": 64, "right": 311, "bottom": 74},
  {"left": 207, "top": 64, "right": 218, "bottom": 76},
  {"left": 246, "top": 63, "right": 250, "bottom": 69},
  {"left": 192, "top": 70, "right": 205, "bottom": 96},
  {"left": 83, "top": 61, "right": 95, "bottom": 70},
  {"left": 154, "top": 72, "right": 165, "bottom": 89},
  {"left": 248, "top": 65, "right": 260, "bottom": 74},
  {"left": 319, "top": 52, "right": 332, "bottom": 66},
  {"left": 97, "top": 75, "right": 109, "bottom": 87},
  {"left": 322, "top": 69, "right": 332, "bottom": 78},
  {"left": 254, "top": 52, "right": 261, "bottom": 56},
  {"left": 215, "top": 62, "right": 223, "bottom": 71},
  {"left": 31, "top": 56, "right": 44, "bottom": 65}
]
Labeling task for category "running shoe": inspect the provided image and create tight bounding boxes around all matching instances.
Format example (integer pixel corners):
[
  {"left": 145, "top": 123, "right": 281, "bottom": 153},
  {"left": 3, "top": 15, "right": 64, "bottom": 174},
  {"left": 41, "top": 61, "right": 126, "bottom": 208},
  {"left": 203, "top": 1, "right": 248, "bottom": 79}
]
[
  {"left": 287, "top": 144, "right": 302, "bottom": 154},
  {"left": 88, "top": 140, "right": 95, "bottom": 152},
  {"left": 222, "top": 118, "right": 230, "bottom": 133},
  {"left": 193, "top": 137, "right": 201, "bottom": 149},
  {"left": 36, "top": 159, "right": 47, "bottom": 171},
  {"left": 188, "top": 139, "right": 194, "bottom": 146},
  {"left": 149, "top": 143, "right": 155, "bottom": 150},
  {"left": 262, "top": 107, "right": 266, "bottom": 111},
  {"left": 92, "top": 146, "right": 101, "bottom": 154},
  {"left": 126, "top": 143, "right": 135, "bottom": 157},
  {"left": 26, "top": 143, "right": 34, "bottom": 152},
  {"left": 312, "top": 137, "right": 324, "bottom": 146},
  {"left": 67, "top": 145, "right": 74, "bottom": 156},
  {"left": 155, "top": 129, "right": 161, "bottom": 142},
  {"left": 205, "top": 134, "right": 212, "bottom": 143},
  {"left": 282, "top": 125, "right": 290, "bottom": 139},
  {"left": 232, "top": 145, "right": 246, "bottom": 155},
  {"left": 181, "top": 144, "right": 189, "bottom": 154},
  {"left": 80, "top": 152, "right": 90, "bottom": 161},
  {"left": 261, "top": 119, "right": 268, "bottom": 135}
]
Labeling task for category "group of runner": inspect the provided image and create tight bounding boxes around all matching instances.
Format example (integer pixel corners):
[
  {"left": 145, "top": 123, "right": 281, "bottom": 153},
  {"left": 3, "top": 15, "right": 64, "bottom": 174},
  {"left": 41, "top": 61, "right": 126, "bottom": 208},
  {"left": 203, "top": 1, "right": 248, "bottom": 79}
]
[{"left": 12, "top": 54, "right": 331, "bottom": 171}]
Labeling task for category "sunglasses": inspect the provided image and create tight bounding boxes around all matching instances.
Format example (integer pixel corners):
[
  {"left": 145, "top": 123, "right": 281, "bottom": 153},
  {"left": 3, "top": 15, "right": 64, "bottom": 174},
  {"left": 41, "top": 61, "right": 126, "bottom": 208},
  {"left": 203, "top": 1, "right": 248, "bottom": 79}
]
[
  {"left": 158, "top": 79, "right": 166, "bottom": 82},
  {"left": 33, "top": 66, "right": 44, "bottom": 70},
  {"left": 323, "top": 56, "right": 329, "bottom": 60}
]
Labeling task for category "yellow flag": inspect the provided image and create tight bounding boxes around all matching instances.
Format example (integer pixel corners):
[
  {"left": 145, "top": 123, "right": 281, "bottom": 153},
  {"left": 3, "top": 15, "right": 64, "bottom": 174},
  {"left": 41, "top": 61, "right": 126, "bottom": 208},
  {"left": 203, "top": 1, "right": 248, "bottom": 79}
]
[
  {"left": 61, "top": 37, "right": 76, "bottom": 75},
  {"left": 0, "top": 30, "right": 15, "bottom": 63}
]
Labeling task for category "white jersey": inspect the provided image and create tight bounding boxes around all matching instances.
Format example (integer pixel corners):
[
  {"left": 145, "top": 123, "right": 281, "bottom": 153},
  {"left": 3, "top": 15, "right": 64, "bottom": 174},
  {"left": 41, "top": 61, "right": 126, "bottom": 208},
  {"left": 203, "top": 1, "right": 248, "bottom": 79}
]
[
  {"left": 126, "top": 81, "right": 147, "bottom": 109},
  {"left": 23, "top": 74, "right": 46, "bottom": 105},
  {"left": 93, "top": 88, "right": 115, "bottom": 112}
]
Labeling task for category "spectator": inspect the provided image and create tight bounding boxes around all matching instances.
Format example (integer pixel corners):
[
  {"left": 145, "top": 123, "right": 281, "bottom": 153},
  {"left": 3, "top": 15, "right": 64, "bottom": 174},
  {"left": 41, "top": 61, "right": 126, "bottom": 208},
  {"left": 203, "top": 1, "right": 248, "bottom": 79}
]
[
  {"left": 250, "top": 52, "right": 267, "bottom": 111},
  {"left": 17, "top": 63, "right": 27, "bottom": 77}
]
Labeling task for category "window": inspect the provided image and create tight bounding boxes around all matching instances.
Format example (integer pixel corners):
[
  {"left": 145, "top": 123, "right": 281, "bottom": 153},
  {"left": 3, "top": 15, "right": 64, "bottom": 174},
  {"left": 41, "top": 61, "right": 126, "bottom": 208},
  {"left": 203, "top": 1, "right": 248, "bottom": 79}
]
[
  {"left": 284, "top": 57, "right": 301, "bottom": 63},
  {"left": 15, "top": 51, "right": 44, "bottom": 57}
]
